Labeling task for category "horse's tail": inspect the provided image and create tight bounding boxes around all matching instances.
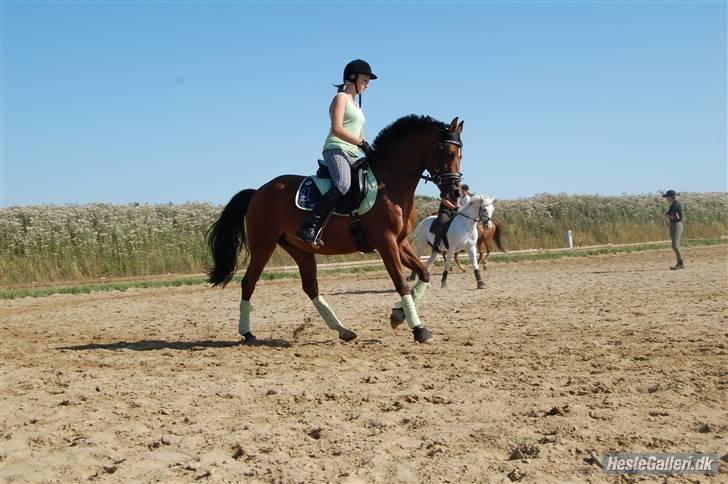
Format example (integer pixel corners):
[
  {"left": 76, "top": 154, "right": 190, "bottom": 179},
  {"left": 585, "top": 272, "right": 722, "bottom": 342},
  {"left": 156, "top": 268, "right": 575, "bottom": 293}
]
[
  {"left": 206, "top": 189, "right": 256, "bottom": 287},
  {"left": 493, "top": 222, "right": 506, "bottom": 252}
]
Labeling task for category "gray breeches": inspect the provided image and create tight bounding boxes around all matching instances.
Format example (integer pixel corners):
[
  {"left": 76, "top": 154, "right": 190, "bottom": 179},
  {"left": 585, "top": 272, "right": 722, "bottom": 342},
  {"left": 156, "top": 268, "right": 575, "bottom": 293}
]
[{"left": 323, "top": 149, "right": 356, "bottom": 195}]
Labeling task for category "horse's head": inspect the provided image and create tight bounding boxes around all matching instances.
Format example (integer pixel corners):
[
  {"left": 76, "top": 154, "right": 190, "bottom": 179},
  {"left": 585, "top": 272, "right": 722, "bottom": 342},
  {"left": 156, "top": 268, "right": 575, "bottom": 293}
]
[
  {"left": 460, "top": 194, "right": 494, "bottom": 227},
  {"left": 426, "top": 117, "right": 464, "bottom": 205},
  {"left": 478, "top": 196, "right": 495, "bottom": 229},
  {"left": 369, "top": 115, "right": 464, "bottom": 203}
]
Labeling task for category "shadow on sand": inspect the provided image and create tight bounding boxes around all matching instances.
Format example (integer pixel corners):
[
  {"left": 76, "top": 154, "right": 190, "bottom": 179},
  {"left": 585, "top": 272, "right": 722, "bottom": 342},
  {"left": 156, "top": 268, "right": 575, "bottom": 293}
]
[
  {"left": 57, "top": 338, "right": 292, "bottom": 352},
  {"left": 326, "top": 288, "right": 396, "bottom": 296}
]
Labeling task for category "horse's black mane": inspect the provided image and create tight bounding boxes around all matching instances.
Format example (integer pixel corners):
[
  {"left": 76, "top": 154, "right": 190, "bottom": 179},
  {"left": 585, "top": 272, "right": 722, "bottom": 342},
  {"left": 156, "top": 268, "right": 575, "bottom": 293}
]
[{"left": 371, "top": 115, "right": 448, "bottom": 160}]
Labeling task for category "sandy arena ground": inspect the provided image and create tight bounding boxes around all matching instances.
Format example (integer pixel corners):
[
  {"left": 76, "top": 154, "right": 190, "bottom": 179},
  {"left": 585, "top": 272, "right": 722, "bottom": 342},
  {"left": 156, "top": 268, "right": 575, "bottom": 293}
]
[{"left": 1, "top": 245, "right": 727, "bottom": 483}]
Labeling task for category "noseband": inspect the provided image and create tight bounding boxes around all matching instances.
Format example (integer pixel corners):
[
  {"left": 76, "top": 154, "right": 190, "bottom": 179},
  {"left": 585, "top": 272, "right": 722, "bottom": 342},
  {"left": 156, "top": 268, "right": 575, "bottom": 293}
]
[{"left": 423, "top": 138, "right": 462, "bottom": 198}]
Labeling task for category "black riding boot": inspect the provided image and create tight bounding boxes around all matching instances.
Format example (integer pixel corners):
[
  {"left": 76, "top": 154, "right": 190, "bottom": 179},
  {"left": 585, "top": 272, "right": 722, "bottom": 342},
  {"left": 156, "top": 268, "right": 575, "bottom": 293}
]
[
  {"left": 431, "top": 233, "right": 443, "bottom": 254},
  {"left": 297, "top": 188, "right": 343, "bottom": 245}
]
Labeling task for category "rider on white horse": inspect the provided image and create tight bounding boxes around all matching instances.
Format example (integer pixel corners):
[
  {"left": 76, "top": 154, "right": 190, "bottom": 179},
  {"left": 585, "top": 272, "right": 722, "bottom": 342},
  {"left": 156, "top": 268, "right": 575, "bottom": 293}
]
[{"left": 412, "top": 194, "right": 495, "bottom": 289}]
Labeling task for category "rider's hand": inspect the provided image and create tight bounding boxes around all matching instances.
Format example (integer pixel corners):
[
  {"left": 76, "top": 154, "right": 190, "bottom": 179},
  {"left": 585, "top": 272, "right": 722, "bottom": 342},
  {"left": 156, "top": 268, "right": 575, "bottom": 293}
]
[{"left": 358, "top": 140, "right": 373, "bottom": 158}]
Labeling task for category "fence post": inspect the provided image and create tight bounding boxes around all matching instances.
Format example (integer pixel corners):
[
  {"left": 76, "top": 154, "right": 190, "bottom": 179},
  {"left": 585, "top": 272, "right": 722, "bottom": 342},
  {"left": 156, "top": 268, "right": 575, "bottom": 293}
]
[{"left": 566, "top": 230, "right": 573, "bottom": 252}]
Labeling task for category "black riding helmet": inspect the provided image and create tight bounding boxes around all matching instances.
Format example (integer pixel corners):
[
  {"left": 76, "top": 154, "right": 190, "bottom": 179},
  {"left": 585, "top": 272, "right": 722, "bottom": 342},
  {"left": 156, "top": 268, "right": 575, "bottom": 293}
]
[
  {"left": 343, "top": 59, "right": 376, "bottom": 107},
  {"left": 343, "top": 59, "right": 377, "bottom": 83}
]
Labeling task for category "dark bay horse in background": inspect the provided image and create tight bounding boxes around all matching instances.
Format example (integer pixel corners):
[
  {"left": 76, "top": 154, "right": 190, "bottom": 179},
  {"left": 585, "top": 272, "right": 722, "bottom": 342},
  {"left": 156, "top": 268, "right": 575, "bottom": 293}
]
[
  {"left": 454, "top": 219, "right": 506, "bottom": 272},
  {"left": 207, "top": 115, "right": 464, "bottom": 344}
]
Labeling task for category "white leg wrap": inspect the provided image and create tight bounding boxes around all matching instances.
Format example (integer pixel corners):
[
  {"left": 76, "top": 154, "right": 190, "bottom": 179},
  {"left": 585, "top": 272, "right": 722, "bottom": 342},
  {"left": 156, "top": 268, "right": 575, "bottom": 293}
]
[
  {"left": 239, "top": 300, "right": 252, "bottom": 336},
  {"left": 394, "top": 280, "right": 429, "bottom": 309},
  {"left": 312, "top": 296, "right": 347, "bottom": 331},
  {"left": 401, "top": 294, "right": 421, "bottom": 329}
]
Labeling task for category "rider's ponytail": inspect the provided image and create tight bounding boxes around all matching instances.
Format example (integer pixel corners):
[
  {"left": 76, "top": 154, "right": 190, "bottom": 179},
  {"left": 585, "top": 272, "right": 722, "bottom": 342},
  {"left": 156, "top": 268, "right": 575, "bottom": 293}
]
[{"left": 332, "top": 82, "right": 346, "bottom": 92}]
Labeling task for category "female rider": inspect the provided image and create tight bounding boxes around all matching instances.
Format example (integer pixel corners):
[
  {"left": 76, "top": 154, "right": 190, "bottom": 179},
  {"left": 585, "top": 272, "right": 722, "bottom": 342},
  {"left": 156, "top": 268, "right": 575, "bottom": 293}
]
[{"left": 297, "top": 59, "right": 377, "bottom": 245}]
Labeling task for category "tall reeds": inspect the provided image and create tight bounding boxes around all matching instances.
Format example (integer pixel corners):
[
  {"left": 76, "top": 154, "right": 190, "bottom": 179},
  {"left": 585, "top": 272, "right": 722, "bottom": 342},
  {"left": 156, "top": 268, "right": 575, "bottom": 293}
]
[{"left": 2, "top": 192, "right": 725, "bottom": 285}]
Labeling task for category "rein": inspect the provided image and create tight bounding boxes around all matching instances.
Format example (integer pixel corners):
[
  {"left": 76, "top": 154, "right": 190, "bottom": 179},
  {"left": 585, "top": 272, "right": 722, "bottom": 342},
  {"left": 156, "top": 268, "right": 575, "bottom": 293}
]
[
  {"left": 455, "top": 211, "right": 479, "bottom": 222},
  {"left": 456, "top": 199, "right": 491, "bottom": 224}
]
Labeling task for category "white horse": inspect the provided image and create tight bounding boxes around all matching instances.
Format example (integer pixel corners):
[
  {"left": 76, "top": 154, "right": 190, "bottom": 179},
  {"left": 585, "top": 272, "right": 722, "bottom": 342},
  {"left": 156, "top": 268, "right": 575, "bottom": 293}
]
[{"left": 411, "top": 194, "right": 495, "bottom": 289}]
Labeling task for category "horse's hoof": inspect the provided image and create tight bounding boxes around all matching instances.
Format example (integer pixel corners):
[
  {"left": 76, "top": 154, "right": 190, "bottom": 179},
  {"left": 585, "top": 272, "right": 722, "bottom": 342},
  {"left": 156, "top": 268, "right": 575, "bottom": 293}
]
[
  {"left": 241, "top": 332, "right": 258, "bottom": 345},
  {"left": 440, "top": 282, "right": 448, "bottom": 289},
  {"left": 338, "top": 328, "right": 357, "bottom": 342},
  {"left": 477, "top": 281, "right": 486, "bottom": 289},
  {"left": 413, "top": 326, "right": 433, "bottom": 344},
  {"left": 390, "top": 308, "right": 406, "bottom": 329},
  {"left": 406, "top": 274, "right": 416, "bottom": 282}
]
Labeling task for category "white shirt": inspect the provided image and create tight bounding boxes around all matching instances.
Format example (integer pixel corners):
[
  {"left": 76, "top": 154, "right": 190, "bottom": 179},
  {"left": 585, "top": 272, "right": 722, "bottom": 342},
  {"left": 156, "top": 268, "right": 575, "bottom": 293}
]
[{"left": 459, "top": 193, "right": 471, "bottom": 208}]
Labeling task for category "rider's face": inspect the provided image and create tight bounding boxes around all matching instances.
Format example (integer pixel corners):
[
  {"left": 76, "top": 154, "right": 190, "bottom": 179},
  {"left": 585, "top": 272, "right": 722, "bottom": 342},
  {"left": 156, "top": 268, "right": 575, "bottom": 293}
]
[{"left": 355, "top": 74, "right": 371, "bottom": 93}]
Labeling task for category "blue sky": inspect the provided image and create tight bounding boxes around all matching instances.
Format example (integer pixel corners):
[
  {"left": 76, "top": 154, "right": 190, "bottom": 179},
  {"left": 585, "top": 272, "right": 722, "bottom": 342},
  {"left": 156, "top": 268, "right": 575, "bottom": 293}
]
[{"left": 2, "top": 1, "right": 726, "bottom": 206}]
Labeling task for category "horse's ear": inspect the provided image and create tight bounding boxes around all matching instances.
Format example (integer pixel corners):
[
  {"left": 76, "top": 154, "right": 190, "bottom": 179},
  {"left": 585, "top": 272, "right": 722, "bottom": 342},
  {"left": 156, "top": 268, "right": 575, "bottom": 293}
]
[
  {"left": 456, "top": 120, "right": 464, "bottom": 134},
  {"left": 448, "top": 117, "right": 459, "bottom": 132}
]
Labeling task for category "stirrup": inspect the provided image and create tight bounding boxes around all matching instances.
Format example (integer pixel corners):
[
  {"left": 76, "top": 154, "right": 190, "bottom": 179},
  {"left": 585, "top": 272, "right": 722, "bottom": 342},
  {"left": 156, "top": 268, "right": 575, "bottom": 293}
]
[
  {"left": 310, "top": 236, "right": 324, "bottom": 249},
  {"left": 296, "top": 225, "right": 325, "bottom": 248}
]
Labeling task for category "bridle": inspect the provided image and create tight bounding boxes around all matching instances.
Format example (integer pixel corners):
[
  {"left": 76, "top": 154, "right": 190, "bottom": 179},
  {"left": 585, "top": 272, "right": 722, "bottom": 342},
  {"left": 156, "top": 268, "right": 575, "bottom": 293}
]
[
  {"left": 455, "top": 198, "right": 490, "bottom": 225},
  {"left": 479, "top": 202, "right": 492, "bottom": 226},
  {"left": 424, "top": 137, "right": 463, "bottom": 199},
  {"left": 370, "top": 130, "right": 463, "bottom": 198}
]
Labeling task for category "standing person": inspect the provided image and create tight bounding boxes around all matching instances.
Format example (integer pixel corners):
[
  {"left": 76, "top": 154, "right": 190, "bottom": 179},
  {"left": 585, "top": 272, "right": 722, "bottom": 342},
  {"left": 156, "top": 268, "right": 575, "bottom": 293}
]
[
  {"left": 297, "top": 59, "right": 377, "bottom": 246},
  {"left": 431, "top": 194, "right": 460, "bottom": 254},
  {"left": 663, "top": 189, "right": 684, "bottom": 269},
  {"left": 459, "top": 183, "right": 472, "bottom": 207}
]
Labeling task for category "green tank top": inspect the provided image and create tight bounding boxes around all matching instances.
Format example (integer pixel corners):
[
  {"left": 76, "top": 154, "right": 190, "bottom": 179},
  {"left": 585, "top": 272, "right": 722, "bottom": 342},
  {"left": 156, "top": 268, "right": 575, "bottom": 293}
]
[{"left": 322, "top": 98, "right": 365, "bottom": 158}]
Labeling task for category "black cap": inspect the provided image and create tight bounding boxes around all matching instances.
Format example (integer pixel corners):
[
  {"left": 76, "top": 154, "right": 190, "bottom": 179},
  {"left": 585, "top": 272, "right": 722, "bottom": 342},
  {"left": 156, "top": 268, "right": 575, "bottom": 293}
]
[
  {"left": 343, "top": 59, "right": 377, "bottom": 83},
  {"left": 663, "top": 189, "right": 677, "bottom": 198}
]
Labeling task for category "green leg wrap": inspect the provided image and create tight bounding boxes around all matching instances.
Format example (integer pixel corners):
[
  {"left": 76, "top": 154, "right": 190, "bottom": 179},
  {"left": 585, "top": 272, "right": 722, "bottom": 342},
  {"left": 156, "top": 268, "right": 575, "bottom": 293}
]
[
  {"left": 401, "top": 294, "right": 421, "bottom": 329},
  {"left": 312, "top": 296, "right": 347, "bottom": 331},
  {"left": 412, "top": 279, "right": 428, "bottom": 306},
  {"left": 394, "top": 280, "right": 429, "bottom": 309},
  {"left": 239, "top": 300, "right": 252, "bottom": 336}
]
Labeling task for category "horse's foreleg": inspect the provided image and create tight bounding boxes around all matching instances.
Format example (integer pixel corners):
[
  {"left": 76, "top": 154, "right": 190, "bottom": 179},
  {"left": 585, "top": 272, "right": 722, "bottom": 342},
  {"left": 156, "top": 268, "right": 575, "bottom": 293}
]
[
  {"left": 469, "top": 245, "right": 485, "bottom": 289},
  {"left": 441, "top": 251, "right": 454, "bottom": 288},
  {"left": 400, "top": 239, "right": 430, "bottom": 283},
  {"left": 279, "top": 239, "right": 356, "bottom": 342},
  {"left": 391, "top": 240, "right": 431, "bottom": 329},
  {"left": 377, "top": 235, "right": 432, "bottom": 343},
  {"left": 403, "top": 239, "right": 420, "bottom": 282}
]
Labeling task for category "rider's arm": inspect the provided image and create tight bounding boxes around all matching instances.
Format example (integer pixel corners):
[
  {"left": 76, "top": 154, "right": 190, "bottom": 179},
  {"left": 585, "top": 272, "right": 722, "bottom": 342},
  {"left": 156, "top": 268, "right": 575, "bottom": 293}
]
[
  {"left": 440, "top": 198, "right": 457, "bottom": 210},
  {"left": 330, "top": 93, "right": 363, "bottom": 146}
]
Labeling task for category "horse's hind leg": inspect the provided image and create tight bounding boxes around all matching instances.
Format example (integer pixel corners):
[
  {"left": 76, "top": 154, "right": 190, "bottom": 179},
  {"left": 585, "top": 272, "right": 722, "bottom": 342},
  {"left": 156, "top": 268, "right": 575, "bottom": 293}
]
[
  {"left": 238, "top": 238, "right": 277, "bottom": 344},
  {"left": 278, "top": 239, "right": 356, "bottom": 342}
]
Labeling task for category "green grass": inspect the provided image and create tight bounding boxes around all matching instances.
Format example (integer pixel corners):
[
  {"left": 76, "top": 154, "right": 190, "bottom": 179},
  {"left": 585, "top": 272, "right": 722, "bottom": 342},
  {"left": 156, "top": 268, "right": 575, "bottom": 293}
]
[{"left": 2, "top": 239, "right": 723, "bottom": 300}]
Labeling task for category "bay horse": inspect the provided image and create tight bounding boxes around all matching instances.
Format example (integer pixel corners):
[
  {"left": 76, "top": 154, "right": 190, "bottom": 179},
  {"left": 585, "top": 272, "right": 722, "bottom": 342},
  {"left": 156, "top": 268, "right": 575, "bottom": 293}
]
[
  {"left": 453, "top": 218, "right": 506, "bottom": 272},
  {"left": 207, "top": 115, "right": 464, "bottom": 344},
  {"left": 409, "top": 195, "right": 494, "bottom": 289}
]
